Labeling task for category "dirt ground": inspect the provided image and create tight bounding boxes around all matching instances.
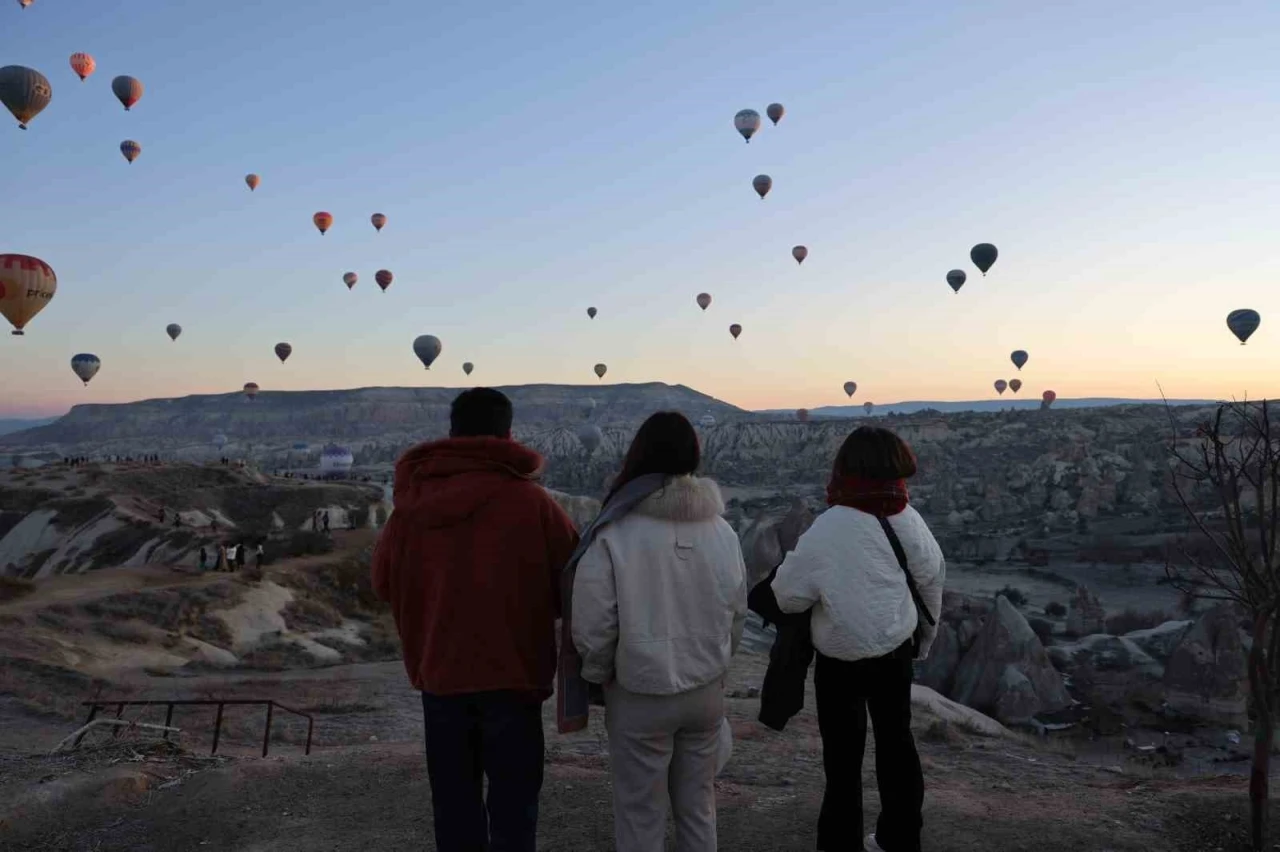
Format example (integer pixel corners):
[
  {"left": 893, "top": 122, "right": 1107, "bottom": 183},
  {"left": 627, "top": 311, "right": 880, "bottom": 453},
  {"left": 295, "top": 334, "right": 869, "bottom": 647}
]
[{"left": 0, "top": 650, "right": 1271, "bottom": 852}]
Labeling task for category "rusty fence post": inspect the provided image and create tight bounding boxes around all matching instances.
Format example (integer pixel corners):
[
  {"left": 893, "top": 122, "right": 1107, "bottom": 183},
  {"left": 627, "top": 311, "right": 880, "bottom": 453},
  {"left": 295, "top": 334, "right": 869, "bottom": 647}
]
[
  {"left": 73, "top": 704, "right": 100, "bottom": 748},
  {"left": 211, "top": 703, "right": 225, "bottom": 755},
  {"left": 261, "top": 702, "right": 274, "bottom": 757}
]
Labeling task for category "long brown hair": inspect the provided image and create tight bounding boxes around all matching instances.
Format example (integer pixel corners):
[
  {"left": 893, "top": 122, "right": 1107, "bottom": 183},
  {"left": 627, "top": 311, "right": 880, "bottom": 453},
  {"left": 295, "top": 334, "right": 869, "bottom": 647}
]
[{"left": 604, "top": 411, "right": 700, "bottom": 505}]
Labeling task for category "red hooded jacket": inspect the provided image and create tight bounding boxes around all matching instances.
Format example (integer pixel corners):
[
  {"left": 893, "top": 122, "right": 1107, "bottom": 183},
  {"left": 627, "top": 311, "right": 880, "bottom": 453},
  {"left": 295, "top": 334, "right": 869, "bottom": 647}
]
[{"left": 372, "top": 437, "right": 579, "bottom": 698}]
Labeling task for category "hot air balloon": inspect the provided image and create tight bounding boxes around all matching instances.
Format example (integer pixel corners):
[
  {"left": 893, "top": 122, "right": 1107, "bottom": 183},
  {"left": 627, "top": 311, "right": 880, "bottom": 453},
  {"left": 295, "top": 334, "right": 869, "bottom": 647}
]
[
  {"left": 1042, "top": 390, "right": 1057, "bottom": 408},
  {"left": 274, "top": 342, "right": 292, "bottom": 363},
  {"left": 245, "top": 174, "right": 260, "bottom": 191},
  {"left": 166, "top": 323, "right": 181, "bottom": 341},
  {"left": 946, "top": 269, "right": 966, "bottom": 294},
  {"left": 734, "top": 109, "right": 761, "bottom": 142},
  {"left": 0, "top": 254, "right": 56, "bottom": 335},
  {"left": 994, "top": 380, "right": 1007, "bottom": 395},
  {"left": 970, "top": 243, "right": 998, "bottom": 275},
  {"left": 792, "top": 246, "right": 808, "bottom": 265},
  {"left": 343, "top": 272, "right": 357, "bottom": 290},
  {"left": 371, "top": 213, "right": 387, "bottom": 232},
  {"left": 413, "top": 334, "right": 442, "bottom": 369},
  {"left": 18, "top": 0, "right": 34, "bottom": 8},
  {"left": 120, "top": 140, "right": 141, "bottom": 163},
  {"left": 766, "top": 103, "right": 785, "bottom": 125},
  {"left": 587, "top": 306, "right": 597, "bottom": 319},
  {"left": 752, "top": 175, "right": 772, "bottom": 200},
  {"left": 729, "top": 323, "right": 742, "bottom": 340},
  {"left": 313, "top": 212, "right": 332, "bottom": 235},
  {"left": 700, "top": 414, "right": 716, "bottom": 427},
  {"left": 0, "top": 66, "right": 52, "bottom": 129},
  {"left": 796, "top": 409, "right": 810, "bottom": 423},
  {"left": 1009, "top": 378, "right": 1022, "bottom": 393},
  {"left": 577, "top": 423, "right": 603, "bottom": 454},
  {"left": 864, "top": 401, "right": 874, "bottom": 415},
  {"left": 696, "top": 293, "right": 711, "bottom": 311},
  {"left": 69, "top": 54, "right": 95, "bottom": 82},
  {"left": 1227, "top": 309, "right": 1261, "bottom": 345},
  {"left": 582, "top": 397, "right": 596, "bottom": 419},
  {"left": 843, "top": 381, "right": 857, "bottom": 398},
  {"left": 243, "top": 382, "right": 259, "bottom": 401},
  {"left": 71, "top": 354, "right": 100, "bottom": 386},
  {"left": 594, "top": 363, "right": 607, "bottom": 380},
  {"left": 375, "top": 270, "right": 393, "bottom": 292},
  {"left": 462, "top": 362, "right": 474, "bottom": 376},
  {"left": 212, "top": 433, "right": 227, "bottom": 450},
  {"left": 111, "top": 75, "right": 143, "bottom": 111},
  {"left": 1010, "top": 350, "right": 1028, "bottom": 370}
]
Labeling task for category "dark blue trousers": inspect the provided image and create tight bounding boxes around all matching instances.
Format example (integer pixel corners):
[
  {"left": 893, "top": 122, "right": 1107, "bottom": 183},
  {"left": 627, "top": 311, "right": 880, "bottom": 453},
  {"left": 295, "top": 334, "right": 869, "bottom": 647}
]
[{"left": 421, "top": 691, "right": 545, "bottom": 852}]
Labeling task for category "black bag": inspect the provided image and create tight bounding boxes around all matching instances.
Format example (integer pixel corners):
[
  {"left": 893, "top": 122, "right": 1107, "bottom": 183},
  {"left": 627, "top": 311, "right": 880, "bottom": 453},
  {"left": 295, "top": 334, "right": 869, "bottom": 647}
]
[{"left": 877, "top": 516, "right": 936, "bottom": 657}]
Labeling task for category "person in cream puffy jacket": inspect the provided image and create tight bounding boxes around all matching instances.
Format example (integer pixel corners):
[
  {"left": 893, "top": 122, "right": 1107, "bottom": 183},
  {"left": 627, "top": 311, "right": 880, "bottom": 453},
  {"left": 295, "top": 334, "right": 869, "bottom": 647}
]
[
  {"left": 771, "top": 426, "right": 944, "bottom": 852},
  {"left": 573, "top": 412, "right": 748, "bottom": 852}
]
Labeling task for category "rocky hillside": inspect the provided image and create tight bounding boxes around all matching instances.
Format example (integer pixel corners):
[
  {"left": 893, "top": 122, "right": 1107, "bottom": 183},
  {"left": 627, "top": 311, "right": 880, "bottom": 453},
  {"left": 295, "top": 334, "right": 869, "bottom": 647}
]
[
  {"left": 0, "top": 463, "right": 386, "bottom": 579},
  {"left": 0, "top": 383, "right": 744, "bottom": 453}
]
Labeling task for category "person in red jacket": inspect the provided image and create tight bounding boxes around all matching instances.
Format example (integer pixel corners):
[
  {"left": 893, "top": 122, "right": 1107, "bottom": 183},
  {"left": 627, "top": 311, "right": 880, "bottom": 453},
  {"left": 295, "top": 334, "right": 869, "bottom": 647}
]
[{"left": 372, "top": 387, "right": 579, "bottom": 852}]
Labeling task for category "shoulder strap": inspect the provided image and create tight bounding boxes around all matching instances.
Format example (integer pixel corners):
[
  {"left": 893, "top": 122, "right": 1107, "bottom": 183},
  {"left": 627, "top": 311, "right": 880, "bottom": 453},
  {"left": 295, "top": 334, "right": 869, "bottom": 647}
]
[{"left": 877, "top": 516, "right": 936, "bottom": 627}]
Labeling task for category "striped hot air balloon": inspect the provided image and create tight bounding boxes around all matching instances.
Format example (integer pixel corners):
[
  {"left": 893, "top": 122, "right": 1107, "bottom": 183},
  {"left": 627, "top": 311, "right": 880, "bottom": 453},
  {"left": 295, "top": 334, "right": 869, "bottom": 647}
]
[
  {"left": 375, "top": 270, "right": 393, "bottom": 292},
  {"left": 120, "top": 140, "right": 141, "bottom": 163},
  {"left": 313, "top": 212, "right": 333, "bottom": 235},
  {"left": 245, "top": 173, "right": 260, "bottom": 191},
  {"left": 71, "top": 353, "right": 100, "bottom": 386}
]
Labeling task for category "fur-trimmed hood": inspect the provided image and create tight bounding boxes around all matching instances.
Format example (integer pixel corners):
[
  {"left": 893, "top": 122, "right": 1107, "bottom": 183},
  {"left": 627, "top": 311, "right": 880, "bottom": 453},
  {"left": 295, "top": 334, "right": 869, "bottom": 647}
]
[{"left": 634, "top": 475, "right": 725, "bottom": 522}]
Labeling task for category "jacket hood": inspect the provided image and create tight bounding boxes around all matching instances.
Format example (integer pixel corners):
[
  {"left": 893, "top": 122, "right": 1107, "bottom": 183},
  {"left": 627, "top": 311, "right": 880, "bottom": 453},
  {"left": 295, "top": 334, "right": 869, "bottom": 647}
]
[
  {"left": 393, "top": 437, "right": 545, "bottom": 526},
  {"left": 634, "top": 475, "right": 725, "bottom": 522}
]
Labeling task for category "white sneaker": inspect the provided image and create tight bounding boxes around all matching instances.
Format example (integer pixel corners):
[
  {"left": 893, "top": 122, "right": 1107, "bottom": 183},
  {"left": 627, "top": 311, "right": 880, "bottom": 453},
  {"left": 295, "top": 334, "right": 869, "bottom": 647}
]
[{"left": 864, "top": 835, "right": 886, "bottom": 852}]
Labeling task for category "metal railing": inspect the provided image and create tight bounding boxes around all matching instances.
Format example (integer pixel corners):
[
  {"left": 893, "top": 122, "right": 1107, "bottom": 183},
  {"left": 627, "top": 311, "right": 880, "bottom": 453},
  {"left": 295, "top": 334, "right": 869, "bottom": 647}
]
[{"left": 76, "top": 699, "right": 314, "bottom": 757}]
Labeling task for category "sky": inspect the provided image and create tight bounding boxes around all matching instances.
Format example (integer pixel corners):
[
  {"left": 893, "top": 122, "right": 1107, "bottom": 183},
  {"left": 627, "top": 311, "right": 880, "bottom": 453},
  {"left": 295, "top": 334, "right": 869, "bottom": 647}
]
[{"left": 3, "top": 0, "right": 1280, "bottom": 417}]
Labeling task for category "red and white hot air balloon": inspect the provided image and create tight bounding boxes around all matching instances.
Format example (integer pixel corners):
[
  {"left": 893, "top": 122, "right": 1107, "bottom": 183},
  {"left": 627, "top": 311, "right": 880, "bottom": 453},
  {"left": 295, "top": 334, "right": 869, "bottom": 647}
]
[{"left": 313, "top": 212, "right": 333, "bottom": 235}]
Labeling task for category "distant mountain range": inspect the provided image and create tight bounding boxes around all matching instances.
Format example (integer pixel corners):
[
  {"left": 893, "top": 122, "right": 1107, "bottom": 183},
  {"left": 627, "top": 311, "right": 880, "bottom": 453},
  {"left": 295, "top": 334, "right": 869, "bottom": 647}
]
[
  {"left": 760, "top": 398, "right": 1217, "bottom": 418},
  {"left": 0, "top": 418, "right": 57, "bottom": 437}
]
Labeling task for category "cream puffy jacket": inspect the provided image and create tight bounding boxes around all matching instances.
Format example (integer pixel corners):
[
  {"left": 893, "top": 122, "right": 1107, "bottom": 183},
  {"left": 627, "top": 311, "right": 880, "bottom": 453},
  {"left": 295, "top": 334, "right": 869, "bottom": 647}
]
[
  {"left": 771, "top": 504, "right": 945, "bottom": 661},
  {"left": 572, "top": 475, "right": 749, "bottom": 695}
]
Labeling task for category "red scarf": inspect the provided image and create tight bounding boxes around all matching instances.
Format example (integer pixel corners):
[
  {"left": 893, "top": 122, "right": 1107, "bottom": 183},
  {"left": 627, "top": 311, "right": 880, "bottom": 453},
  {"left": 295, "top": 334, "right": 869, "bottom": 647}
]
[{"left": 826, "top": 475, "right": 909, "bottom": 517}]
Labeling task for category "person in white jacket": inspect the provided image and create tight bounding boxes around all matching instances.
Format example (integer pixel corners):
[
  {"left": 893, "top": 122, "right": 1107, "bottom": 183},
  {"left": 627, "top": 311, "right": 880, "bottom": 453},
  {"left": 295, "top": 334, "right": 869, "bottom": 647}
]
[
  {"left": 771, "top": 426, "right": 944, "bottom": 852},
  {"left": 572, "top": 411, "right": 748, "bottom": 852}
]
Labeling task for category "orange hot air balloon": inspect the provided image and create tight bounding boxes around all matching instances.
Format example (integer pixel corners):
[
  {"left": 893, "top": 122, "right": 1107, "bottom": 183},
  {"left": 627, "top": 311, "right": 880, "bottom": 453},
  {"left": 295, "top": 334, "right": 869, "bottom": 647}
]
[
  {"left": 120, "top": 140, "right": 141, "bottom": 163},
  {"left": 0, "top": 254, "right": 56, "bottom": 335},
  {"left": 245, "top": 173, "right": 260, "bottom": 191},
  {"left": 69, "top": 53, "right": 96, "bottom": 82},
  {"left": 18, "top": 0, "right": 33, "bottom": 8},
  {"left": 371, "top": 213, "right": 387, "bottom": 232},
  {"left": 729, "top": 323, "right": 742, "bottom": 340},
  {"left": 111, "top": 75, "right": 143, "bottom": 111},
  {"left": 343, "top": 272, "right": 358, "bottom": 290},
  {"left": 696, "top": 293, "right": 711, "bottom": 311},
  {"left": 375, "top": 269, "right": 393, "bottom": 292},
  {"left": 313, "top": 212, "right": 333, "bottom": 235}
]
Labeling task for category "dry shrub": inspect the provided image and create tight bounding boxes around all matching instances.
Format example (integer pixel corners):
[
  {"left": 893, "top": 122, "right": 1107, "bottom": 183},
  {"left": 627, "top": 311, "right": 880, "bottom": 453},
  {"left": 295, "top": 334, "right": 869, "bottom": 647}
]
[
  {"left": 282, "top": 598, "right": 344, "bottom": 631},
  {"left": 0, "top": 575, "right": 35, "bottom": 602},
  {"left": 1044, "top": 601, "right": 1067, "bottom": 618},
  {"left": 93, "top": 620, "right": 152, "bottom": 644},
  {"left": 1105, "top": 608, "right": 1175, "bottom": 635},
  {"left": 237, "top": 638, "right": 319, "bottom": 671}
]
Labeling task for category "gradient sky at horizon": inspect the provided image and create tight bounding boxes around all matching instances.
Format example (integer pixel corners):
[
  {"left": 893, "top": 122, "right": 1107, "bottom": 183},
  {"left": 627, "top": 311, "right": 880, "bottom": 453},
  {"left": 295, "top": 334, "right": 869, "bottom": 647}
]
[{"left": 3, "top": 0, "right": 1279, "bottom": 417}]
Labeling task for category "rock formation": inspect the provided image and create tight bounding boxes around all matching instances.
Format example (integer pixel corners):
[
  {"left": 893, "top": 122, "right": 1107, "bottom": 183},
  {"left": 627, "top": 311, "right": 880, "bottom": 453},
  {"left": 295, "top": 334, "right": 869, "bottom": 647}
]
[
  {"left": 1163, "top": 605, "right": 1249, "bottom": 728},
  {"left": 951, "top": 595, "right": 1072, "bottom": 725},
  {"left": 1066, "top": 584, "right": 1106, "bottom": 637}
]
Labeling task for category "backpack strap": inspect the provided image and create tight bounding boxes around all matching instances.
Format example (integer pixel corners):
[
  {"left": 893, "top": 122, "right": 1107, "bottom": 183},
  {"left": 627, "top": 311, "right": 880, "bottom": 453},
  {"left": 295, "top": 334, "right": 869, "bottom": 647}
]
[{"left": 877, "top": 516, "right": 936, "bottom": 627}]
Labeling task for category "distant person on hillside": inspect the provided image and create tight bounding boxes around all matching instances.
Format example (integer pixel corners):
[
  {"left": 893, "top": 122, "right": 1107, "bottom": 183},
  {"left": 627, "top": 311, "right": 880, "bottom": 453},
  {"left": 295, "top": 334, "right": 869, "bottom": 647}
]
[
  {"left": 225, "top": 544, "right": 238, "bottom": 572},
  {"left": 569, "top": 411, "right": 747, "bottom": 852},
  {"left": 216, "top": 544, "right": 227, "bottom": 572},
  {"left": 254, "top": 543, "right": 264, "bottom": 569},
  {"left": 198, "top": 547, "right": 207, "bottom": 573},
  {"left": 373, "top": 387, "right": 579, "bottom": 852},
  {"left": 322, "top": 511, "right": 330, "bottom": 534},
  {"left": 766, "top": 426, "right": 945, "bottom": 852}
]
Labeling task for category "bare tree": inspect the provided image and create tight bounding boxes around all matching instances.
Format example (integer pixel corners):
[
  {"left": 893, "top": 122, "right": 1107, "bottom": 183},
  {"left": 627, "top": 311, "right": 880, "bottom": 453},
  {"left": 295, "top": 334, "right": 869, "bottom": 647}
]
[{"left": 1166, "top": 399, "right": 1280, "bottom": 851}]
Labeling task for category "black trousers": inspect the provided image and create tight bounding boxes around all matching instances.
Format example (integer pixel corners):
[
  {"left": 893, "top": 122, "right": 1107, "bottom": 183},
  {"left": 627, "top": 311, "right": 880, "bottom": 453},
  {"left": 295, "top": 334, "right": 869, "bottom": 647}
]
[
  {"left": 421, "top": 691, "right": 545, "bottom": 852},
  {"left": 814, "top": 642, "right": 923, "bottom": 852}
]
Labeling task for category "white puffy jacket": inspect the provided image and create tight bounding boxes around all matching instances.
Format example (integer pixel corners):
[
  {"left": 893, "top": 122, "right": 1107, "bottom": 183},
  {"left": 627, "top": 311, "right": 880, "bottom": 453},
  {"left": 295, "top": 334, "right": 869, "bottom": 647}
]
[
  {"left": 771, "top": 504, "right": 945, "bottom": 661},
  {"left": 572, "top": 475, "right": 749, "bottom": 695}
]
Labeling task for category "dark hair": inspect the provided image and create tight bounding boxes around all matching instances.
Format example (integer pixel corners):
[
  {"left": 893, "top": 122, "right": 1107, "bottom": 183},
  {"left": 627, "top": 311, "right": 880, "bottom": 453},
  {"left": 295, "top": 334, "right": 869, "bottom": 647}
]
[
  {"left": 604, "top": 411, "right": 700, "bottom": 504},
  {"left": 450, "top": 388, "right": 513, "bottom": 438},
  {"left": 832, "top": 426, "right": 917, "bottom": 480}
]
